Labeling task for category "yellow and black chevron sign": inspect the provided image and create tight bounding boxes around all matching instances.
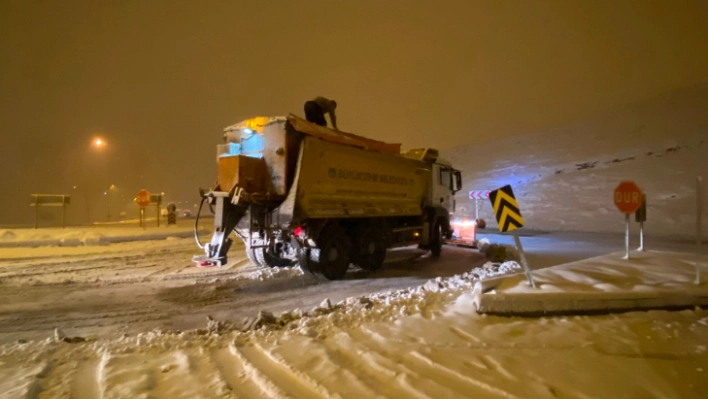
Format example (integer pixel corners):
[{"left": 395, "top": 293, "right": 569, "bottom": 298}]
[{"left": 489, "top": 185, "right": 524, "bottom": 232}]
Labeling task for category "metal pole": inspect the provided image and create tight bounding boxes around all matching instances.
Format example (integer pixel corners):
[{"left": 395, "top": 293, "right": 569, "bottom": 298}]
[
  {"left": 697, "top": 176, "right": 703, "bottom": 285},
  {"left": 141, "top": 208, "right": 146, "bottom": 230},
  {"left": 638, "top": 220, "right": 644, "bottom": 251},
  {"left": 62, "top": 201, "right": 66, "bottom": 229},
  {"left": 156, "top": 204, "right": 160, "bottom": 227},
  {"left": 83, "top": 152, "right": 92, "bottom": 226},
  {"left": 84, "top": 186, "right": 91, "bottom": 225},
  {"left": 34, "top": 196, "right": 38, "bottom": 229},
  {"left": 512, "top": 232, "right": 535, "bottom": 288},
  {"left": 623, "top": 213, "right": 630, "bottom": 259},
  {"left": 474, "top": 198, "right": 479, "bottom": 220}
]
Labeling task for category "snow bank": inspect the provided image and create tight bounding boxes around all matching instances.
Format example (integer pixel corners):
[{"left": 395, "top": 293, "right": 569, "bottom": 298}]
[
  {"left": 178, "top": 260, "right": 522, "bottom": 342},
  {"left": 246, "top": 265, "right": 305, "bottom": 281}
]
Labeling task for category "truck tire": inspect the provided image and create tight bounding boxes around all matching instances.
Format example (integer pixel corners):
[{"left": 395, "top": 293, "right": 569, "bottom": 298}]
[
  {"left": 246, "top": 246, "right": 265, "bottom": 267},
  {"left": 254, "top": 247, "right": 294, "bottom": 268},
  {"left": 430, "top": 219, "right": 443, "bottom": 258},
  {"left": 353, "top": 227, "right": 386, "bottom": 271},
  {"left": 311, "top": 225, "right": 352, "bottom": 280},
  {"left": 298, "top": 247, "right": 318, "bottom": 275}
]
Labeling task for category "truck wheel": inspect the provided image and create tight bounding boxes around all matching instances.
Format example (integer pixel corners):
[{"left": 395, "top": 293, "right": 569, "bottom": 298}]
[
  {"left": 297, "top": 247, "right": 318, "bottom": 275},
  {"left": 312, "top": 226, "right": 352, "bottom": 280},
  {"left": 353, "top": 227, "right": 386, "bottom": 271},
  {"left": 254, "top": 247, "right": 294, "bottom": 268},
  {"left": 430, "top": 219, "right": 443, "bottom": 258},
  {"left": 246, "top": 246, "right": 265, "bottom": 267}
]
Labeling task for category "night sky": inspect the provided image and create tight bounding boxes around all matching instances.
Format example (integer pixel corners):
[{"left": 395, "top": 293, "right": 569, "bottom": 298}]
[{"left": 2, "top": 0, "right": 708, "bottom": 225}]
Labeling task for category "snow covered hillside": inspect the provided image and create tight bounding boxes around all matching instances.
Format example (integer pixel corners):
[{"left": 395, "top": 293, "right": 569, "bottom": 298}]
[{"left": 448, "top": 82, "right": 708, "bottom": 238}]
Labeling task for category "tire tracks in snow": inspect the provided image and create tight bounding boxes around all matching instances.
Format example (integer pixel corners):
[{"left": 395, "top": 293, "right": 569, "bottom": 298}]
[
  {"left": 211, "top": 345, "right": 269, "bottom": 399},
  {"left": 354, "top": 325, "right": 519, "bottom": 398},
  {"left": 322, "top": 331, "right": 433, "bottom": 399},
  {"left": 235, "top": 343, "right": 333, "bottom": 399},
  {"left": 0, "top": 247, "right": 198, "bottom": 286}
]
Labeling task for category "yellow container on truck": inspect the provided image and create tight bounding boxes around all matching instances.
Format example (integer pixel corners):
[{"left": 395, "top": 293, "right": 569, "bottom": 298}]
[
  {"left": 195, "top": 114, "right": 462, "bottom": 280},
  {"left": 295, "top": 136, "right": 428, "bottom": 219}
]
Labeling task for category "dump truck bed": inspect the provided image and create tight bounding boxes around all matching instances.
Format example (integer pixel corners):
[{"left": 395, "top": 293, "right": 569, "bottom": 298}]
[
  {"left": 293, "top": 136, "right": 429, "bottom": 219},
  {"left": 217, "top": 115, "right": 404, "bottom": 199}
]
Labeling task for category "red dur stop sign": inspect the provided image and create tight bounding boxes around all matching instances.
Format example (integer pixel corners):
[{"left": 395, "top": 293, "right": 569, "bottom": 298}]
[
  {"left": 135, "top": 189, "right": 151, "bottom": 208},
  {"left": 614, "top": 181, "right": 643, "bottom": 214}
]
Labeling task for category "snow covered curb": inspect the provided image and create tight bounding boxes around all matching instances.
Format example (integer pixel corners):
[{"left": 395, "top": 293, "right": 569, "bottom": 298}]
[
  {"left": 476, "top": 292, "right": 708, "bottom": 316},
  {"left": 474, "top": 250, "right": 708, "bottom": 316}
]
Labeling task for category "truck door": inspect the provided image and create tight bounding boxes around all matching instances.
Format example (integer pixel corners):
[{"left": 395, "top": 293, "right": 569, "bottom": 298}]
[{"left": 433, "top": 164, "right": 453, "bottom": 212}]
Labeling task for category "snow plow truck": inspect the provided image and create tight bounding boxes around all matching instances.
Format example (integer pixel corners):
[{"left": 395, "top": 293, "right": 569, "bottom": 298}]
[{"left": 194, "top": 114, "right": 464, "bottom": 280}]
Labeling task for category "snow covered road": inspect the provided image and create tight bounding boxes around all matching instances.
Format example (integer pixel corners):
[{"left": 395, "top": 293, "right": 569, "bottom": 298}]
[
  {"left": 1, "top": 230, "right": 707, "bottom": 397},
  {"left": 1, "top": 229, "right": 701, "bottom": 346},
  {"left": 0, "top": 237, "right": 489, "bottom": 345}
]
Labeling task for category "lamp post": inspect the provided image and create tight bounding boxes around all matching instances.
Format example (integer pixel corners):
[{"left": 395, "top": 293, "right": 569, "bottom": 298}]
[
  {"left": 82, "top": 137, "right": 107, "bottom": 225},
  {"left": 105, "top": 184, "right": 118, "bottom": 222}
]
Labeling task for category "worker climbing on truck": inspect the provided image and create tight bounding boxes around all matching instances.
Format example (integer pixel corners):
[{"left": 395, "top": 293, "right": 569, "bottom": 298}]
[{"left": 304, "top": 96, "right": 338, "bottom": 130}]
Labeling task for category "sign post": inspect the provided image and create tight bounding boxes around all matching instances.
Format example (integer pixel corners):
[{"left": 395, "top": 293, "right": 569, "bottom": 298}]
[
  {"left": 697, "top": 176, "right": 703, "bottom": 285},
  {"left": 469, "top": 190, "right": 490, "bottom": 222},
  {"left": 635, "top": 194, "right": 647, "bottom": 251},
  {"left": 135, "top": 189, "right": 151, "bottom": 229},
  {"left": 30, "top": 195, "right": 71, "bottom": 229},
  {"left": 614, "top": 181, "right": 643, "bottom": 260},
  {"left": 150, "top": 194, "right": 163, "bottom": 227},
  {"left": 489, "top": 185, "right": 534, "bottom": 287}
]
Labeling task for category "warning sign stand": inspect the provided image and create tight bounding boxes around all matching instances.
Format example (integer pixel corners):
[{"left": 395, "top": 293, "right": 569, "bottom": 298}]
[
  {"left": 635, "top": 194, "right": 647, "bottom": 251},
  {"left": 614, "top": 181, "right": 643, "bottom": 260},
  {"left": 489, "top": 185, "right": 534, "bottom": 288}
]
